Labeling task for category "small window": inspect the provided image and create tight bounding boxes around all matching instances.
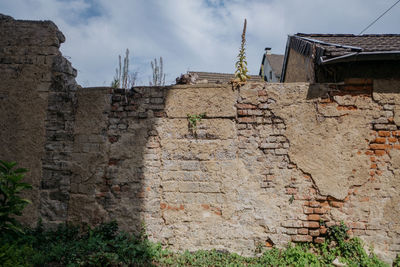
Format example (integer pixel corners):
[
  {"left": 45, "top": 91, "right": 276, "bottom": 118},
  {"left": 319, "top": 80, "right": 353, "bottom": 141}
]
[{"left": 269, "top": 71, "right": 273, "bottom": 80}]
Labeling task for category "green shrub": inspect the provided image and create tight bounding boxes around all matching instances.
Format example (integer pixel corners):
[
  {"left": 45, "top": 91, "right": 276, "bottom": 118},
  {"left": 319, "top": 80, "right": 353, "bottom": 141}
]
[
  {"left": 0, "top": 160, "right": 32, "bottom": 235},
  {"left": 0, "top": 220, "right": 392, "bottom": 266}
]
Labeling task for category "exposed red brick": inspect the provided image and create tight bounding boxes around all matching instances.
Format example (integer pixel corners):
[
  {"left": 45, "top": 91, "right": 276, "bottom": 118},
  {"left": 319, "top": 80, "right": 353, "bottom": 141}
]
[
  {"left": 337, "top": 105, "right": 357, "bottom": 110},
  {"left": 201, "top": 204, "right": 210, "bottom": 210},
  {"left": 236, "top": 103, "right": 257, "bottom": 109},
  {"left": 319, "top": 97, "right": 333, "bottom": 103},
  {"left": 378, "top": 131, "right": 391, "bottom": 137},
  {"left": 309, "top": 229, "right": 320, "bottom": 236},
  {"left": 95, "top": 192, "right": 106, "bottom": 198},
  {"left": 394, "top": 144, "right": 400, "bottom": 150},
  {"left": 325, "top": 221, "right": 336, "bottom": 228},
  {"left": 365, "top": 150, "right": 374, "bottom": 155},
  {"left": 307, "top": 214, "right": 320, "bottom": 221},
  {"left": 370, "top": 143, "right": 386, "bottom": 150},
  {"left": 304, "top": 207, "right": 314, "bottom": 214},
  {"left": 298, "top": 228, "right": 308, "bottom": 235},
  {"left": 375, "top": 150, "right": 386, "bottom": 156},
  {"left": 313, "top": 208, "right": 327, "bottom": 214},
  {"left": 315, "top": 195, "right": 327, "bottom": 201},
  {"left": 237, "top": 110, "right": 248, "bottom": 116},
  {"left": 238, "top": 117, "right": 255, "bottom": 123},
  {"left": 320, "top": 201, "right": 330, "bottom": 208},
  {"left": 292, "top": 235, "right": 313, "bottom": 242},
  {"left": 348, "top": 222, "right": 365, "bottom": 229},
  {"left": 265, "top": 240, "right": 274, "bottom": 247},
  {"left": 370, "top": 156, "right": 376, "bottom": 162},
  {"left": 258, "top": 90, "right": 267, "bottom": 96},
  {"left": 154, "top": 111, "right": 166, "bottom": 117},
  {"left": 319, "top": 227, "right": 327, "bottom": 235},
  {"left": 160, "top": 203, "right": 167, "bottom": 210},
  {"left": 388, "top": 137, "right": 398, "bottom": 143},
  {"left": 303, "top": 221, "right": 320, "bottom": 228},
  {"left": 308, "top": 201, "right": 320, "bottom": 208},
  {"left": 330, "top": 201, "right": 344, "bottom": 208},
  {"left": 167, "top": 204, "right": 184, "bottom": 211},
  {"left": 370, "top": 163, "right": 377, "bottom": 169},
  {"left": 374, "top": 137, "right": 386, "bottom": 143},
  {"left": 286, "top": 188, "right": 297, "bottom": 194},
  {"left": 314, "top": 237, "right": 325, "bottom": 244},
  {"left": 213, "top": 208, "right": 222, "bottom": 216},
  {"left": 393, "top": 131, "right": 400, "bottom": 137}
]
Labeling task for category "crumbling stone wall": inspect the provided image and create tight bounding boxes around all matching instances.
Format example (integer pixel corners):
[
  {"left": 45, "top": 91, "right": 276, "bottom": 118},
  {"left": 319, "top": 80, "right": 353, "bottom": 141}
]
[
  {"left": 0, "top": 14, "right": 78, "bottom": 225},
  {"left": 57, "top": 81, "right": 399, "bottom": 263},
  {"left": 1, "top": 14, "right": 400, "bottom": 264}
]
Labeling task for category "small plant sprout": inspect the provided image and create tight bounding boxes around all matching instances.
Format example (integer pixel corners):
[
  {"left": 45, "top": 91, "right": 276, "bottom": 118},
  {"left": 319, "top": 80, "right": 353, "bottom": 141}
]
[
  {"left": 187, "top": 113, "right": 206, "bottom": 136},
  {"left": 288, "top": 194, "right": 294, "bottom": 204}
]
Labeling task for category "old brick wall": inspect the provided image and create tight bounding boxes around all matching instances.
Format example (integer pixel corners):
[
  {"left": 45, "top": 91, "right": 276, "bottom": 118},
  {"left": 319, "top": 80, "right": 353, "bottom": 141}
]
[
  {"left": 0, "top": 14, "right": 78, "bottom": 225},
  {"left": 54, "top": 81, "right": 398, "bottom": 263},
  {"left": 1, "top": 14, "right": 400, "bottom": 264}
]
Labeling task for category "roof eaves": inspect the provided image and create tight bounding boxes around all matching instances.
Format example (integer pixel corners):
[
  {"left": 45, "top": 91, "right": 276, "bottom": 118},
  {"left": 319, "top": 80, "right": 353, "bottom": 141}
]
[{"left": 320, "top": 51, "right": 400, "bottom": 65}]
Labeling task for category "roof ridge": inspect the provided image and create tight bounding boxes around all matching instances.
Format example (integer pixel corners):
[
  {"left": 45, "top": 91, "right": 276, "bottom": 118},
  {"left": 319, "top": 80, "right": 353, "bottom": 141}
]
[{"left": 296, "top": 33, "right": 400, "bottom": 37}]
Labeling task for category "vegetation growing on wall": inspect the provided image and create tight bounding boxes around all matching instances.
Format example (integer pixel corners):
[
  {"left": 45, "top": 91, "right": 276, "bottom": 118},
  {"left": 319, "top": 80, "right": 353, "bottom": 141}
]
[
  {"left": 0, "top": 220, "right": 391, "bottom": 266},
  {"left": 111, "top": 49, "right": 138, "bottom": 88},
  {"left": 0, "top": 160, "right": 32, "bottom": 235},
  {"left": 150, "top": 57, "right": 166, "bottom": 86},
  {"left": 187, "top": 112, "right": 206, "bottom": 136},
  {"left": 233, "top": 18, "right": 250, "bottom": 84}
]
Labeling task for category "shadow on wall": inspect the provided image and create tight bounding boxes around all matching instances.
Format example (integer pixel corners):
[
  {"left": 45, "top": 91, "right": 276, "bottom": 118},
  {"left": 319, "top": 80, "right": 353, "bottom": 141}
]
[{"left": 67, "top": 86, "right": 167, "bottom": 233}]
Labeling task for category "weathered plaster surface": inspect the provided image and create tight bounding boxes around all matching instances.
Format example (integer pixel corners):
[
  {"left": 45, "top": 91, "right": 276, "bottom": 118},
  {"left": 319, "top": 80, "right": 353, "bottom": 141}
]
[{"left": 1, "top": 14, "right": 400, "bottom": 264}]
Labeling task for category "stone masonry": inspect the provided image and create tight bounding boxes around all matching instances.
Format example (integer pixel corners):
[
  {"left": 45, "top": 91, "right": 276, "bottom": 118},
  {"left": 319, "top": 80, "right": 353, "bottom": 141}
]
[{"left": 1, "top": 14, "right": 400, "bottom": 264}]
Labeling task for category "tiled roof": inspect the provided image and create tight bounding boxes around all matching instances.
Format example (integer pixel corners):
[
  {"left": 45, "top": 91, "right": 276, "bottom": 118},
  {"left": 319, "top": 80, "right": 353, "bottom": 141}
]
[
  {"left": 188, "top": 71, "right": 263, "bottom": 83},
  {"left": 266, "top": 54, "right": 284, "bottom": 78},
  {"left": 295, "top": 33, "right": 400, "bottom": 57}
]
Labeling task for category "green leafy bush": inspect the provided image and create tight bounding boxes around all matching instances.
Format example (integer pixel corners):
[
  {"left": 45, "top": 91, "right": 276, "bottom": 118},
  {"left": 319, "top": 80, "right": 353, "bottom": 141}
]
[
  {"left": 0, "top": 220, "right": 392, "bottom": 266},
  {"left": 0, "top": 160, "right": 32, "bottom": 235}
]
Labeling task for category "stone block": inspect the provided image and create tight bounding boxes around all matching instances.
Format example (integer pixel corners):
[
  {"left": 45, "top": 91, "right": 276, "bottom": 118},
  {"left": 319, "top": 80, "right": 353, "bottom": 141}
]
[{"left": 165, "top": 85, "right": 237, "bottom": 118}]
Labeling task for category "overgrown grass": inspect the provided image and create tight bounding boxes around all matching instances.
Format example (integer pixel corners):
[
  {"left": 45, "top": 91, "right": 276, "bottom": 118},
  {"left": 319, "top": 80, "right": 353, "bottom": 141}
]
[{"left": 0, "top": 221, "right": 393, "bottom": 266}]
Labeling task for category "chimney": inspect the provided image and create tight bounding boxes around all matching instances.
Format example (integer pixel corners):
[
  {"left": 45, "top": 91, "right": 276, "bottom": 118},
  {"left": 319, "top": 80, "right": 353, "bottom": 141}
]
[{"left": 265, "top": 47, "right": 272, "bottom": 55}]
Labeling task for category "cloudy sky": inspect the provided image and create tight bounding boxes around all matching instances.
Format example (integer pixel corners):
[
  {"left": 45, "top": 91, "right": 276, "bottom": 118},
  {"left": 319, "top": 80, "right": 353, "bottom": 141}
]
[{"left": 1, "top": 0, "right": 400, "bottom": 86}]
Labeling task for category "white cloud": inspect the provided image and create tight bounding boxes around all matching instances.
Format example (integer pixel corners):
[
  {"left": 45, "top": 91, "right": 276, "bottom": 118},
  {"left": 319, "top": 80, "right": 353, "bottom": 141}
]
[{"left": 1, "top": 0, "right": 400, "bottom": 86}]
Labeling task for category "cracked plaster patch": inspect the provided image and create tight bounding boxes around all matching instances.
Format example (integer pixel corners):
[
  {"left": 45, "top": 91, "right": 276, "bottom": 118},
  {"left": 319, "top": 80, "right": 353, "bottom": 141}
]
[{"left": 267, "top": 85, "right": 378, "bottom": 200}]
